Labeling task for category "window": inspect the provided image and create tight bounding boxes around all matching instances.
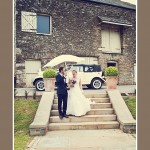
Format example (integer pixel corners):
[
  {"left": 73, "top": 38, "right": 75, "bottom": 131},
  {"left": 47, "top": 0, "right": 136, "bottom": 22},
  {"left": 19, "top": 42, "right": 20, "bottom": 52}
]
[
  {"left": 37, "top": 15, "right": 50, "bottom": 34},
  {"left": 84, "top": 66, "right": 94, "bottom": 72},
  {"left": 21, "top": 11, "right": 52, "bottom": 35},
  {"left": 101, "top": 26, "right": 121, "bottom": 53},
  {"left": 78, "top": 66, "right": 83, "bottom": 72},
  {"left": 70, "top": 66, "right": 83, "bottom": 72}
]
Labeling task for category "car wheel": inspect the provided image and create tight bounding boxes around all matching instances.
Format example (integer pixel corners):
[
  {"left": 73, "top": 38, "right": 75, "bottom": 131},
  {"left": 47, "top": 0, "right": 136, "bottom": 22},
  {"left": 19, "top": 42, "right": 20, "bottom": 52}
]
[
  {"left": 91, "top": 78, "right": 102, "bottom": 89},
  {"left": 35, "top": 80, "right": 45, "bottom": 91}
]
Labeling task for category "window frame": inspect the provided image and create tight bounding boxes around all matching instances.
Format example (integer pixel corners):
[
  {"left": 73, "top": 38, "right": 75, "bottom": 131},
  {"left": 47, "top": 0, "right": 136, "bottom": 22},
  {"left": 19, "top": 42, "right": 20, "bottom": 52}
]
[{"left": 36, "top": 14, "right": 52, "bottom": 35}]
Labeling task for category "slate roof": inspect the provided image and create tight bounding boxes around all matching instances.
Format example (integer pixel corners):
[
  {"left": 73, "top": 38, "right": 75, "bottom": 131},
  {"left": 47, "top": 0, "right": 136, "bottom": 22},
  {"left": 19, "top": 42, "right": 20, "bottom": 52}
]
[
  {"left": 84, "top": 0, "right": 136, "bottom": 10},
  {"left": 98, "top": 16, "right": 132, "bottom": 26}
]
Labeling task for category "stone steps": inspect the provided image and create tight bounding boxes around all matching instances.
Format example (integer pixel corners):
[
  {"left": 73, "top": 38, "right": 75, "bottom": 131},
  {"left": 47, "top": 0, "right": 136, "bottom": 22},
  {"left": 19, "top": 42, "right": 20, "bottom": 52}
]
[
  {"left": 53, "top": 97, "right": 110, "bottom": 104},
  {"left": 84, "top": 93, "right": 108, "bottom": 98},
  {"left": 49, "top": 121, "right": 119, "bottom": 130},
  {"left": 52, "top": 103, "right": 112, "bottom": 110},
  {"left": 54, "top": 93, "right": 108, "bottom": 99},
  {"left": 49, "top": 93, "right": 119, "bottom": 131},
  {"left": 50, "top": 108, "right": 115, "bottom": 116},
  {"left": 50, "top": 115, "right": 117, "bottom": 123}
]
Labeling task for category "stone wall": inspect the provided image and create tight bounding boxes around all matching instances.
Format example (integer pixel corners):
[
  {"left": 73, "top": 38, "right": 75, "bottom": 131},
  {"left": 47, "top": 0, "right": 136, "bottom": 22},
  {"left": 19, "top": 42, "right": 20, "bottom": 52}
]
[{"left": 15, "top": 0, "right": 136, "bottom": 87}]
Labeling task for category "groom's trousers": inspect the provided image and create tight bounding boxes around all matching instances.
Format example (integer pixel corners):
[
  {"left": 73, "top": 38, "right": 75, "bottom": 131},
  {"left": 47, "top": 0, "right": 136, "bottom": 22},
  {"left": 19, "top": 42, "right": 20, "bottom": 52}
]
[{"left": 58, "top": 94, "right": 68, "bottom": 116}]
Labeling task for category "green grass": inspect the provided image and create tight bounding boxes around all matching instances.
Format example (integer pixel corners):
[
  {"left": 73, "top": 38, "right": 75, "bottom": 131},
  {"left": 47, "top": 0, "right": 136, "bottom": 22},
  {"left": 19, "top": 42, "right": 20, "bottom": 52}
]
[
  {"left": 14, "top": 99, "right": 39, "bottom": 150},
  {"left": 124, "top": 96, "right": 136, "bottom": 119}
]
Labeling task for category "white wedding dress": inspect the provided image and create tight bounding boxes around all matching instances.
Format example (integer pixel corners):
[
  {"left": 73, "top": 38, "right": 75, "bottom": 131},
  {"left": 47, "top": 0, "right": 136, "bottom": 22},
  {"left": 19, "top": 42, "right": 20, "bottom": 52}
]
[{"left": 66, "top": 77, "right": 92, "bottom": 117}]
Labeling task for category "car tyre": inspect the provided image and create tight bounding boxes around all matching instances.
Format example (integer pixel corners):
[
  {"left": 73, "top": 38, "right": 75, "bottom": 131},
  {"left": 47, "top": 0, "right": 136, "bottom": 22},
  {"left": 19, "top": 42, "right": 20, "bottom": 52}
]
[
  {"left": 91, "top": 78, "right": 102, "bottom": 89},
  {"left": 35, "top": 79, "right": 45, "bottom": 91}
]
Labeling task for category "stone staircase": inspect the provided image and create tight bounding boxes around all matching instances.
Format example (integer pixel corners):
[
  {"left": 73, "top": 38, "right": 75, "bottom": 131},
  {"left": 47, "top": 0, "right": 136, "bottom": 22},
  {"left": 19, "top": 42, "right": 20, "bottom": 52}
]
[{"left": 49, "top": 93, "right": 119, "bottom": 131}]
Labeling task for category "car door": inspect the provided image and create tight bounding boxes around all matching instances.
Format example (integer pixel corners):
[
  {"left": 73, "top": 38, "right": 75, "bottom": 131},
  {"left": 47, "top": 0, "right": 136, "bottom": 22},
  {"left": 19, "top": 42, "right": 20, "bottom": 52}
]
[{"left": 83, "top": 65, "right": 95, "bottom": 84}]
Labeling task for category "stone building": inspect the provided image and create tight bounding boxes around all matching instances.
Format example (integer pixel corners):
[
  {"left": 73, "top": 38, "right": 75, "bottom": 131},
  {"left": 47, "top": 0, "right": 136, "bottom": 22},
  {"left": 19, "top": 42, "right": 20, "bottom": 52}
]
[{"left": 15, "top": 0, "right": 136, "bottom": 87}]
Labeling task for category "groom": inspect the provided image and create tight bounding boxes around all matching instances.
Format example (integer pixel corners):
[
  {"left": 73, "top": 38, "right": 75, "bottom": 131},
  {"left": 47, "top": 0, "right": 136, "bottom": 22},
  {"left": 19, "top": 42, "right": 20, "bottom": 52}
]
[{"left": 56, "top": 67, "right": 69, "bottom": 120}]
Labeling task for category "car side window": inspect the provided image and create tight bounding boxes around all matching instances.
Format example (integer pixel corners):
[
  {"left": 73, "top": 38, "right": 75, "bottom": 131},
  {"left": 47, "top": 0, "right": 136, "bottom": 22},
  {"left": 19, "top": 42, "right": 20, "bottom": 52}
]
[
  {"left": 79, "top": 66, "right": 83, "bottom": 72},
  {"left": 71, "top": 66, "right": 79, "bottom": 72},
  {"left": 84, "top": 66, "right": 89, "bottom": 72},
  {"left": 84, "top": 66, "right": 94, "bottom": 72},
  {"left": 70, "top": 66, "right": 83, "bottom": 72}
]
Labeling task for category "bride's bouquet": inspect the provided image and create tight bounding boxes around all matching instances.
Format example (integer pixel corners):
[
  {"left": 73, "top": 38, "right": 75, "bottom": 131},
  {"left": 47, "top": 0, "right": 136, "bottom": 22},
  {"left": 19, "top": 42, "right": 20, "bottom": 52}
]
[{"left": 70, "top": 78, "right": 76, "bottom": 87}]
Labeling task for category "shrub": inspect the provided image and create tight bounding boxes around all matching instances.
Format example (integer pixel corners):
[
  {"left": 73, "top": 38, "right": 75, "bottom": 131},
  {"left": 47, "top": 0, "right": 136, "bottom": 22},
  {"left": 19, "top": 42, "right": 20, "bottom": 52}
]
[
  {"left": 43, "top": 68, "right": 56, "bottom": 78},
  {"left": 104, "top": 66, "right": 119, "bottom": 77}
]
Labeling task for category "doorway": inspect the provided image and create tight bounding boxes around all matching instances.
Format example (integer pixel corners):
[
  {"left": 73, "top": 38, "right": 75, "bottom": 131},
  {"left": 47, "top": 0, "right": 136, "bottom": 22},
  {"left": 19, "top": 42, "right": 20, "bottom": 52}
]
[
  {"left": 107, "top": 61, "right": 118, "bottom": 67},
  {"left": 107, "top": 61, "right": 119, "bottom": 84},
  {"left": 25, "top": 60, "right": 41, "bottom": 87}
]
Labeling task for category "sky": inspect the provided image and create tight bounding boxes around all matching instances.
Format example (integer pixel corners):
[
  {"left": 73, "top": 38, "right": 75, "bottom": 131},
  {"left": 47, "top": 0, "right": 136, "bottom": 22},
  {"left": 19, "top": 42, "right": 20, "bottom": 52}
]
[{"left": 121, "top": 0, "right": 136, "bottom": 5}]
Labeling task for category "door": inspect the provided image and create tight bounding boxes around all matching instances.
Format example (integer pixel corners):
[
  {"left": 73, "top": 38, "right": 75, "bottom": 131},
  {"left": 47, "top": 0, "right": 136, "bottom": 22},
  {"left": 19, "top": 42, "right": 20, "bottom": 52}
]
[
  {"left": 107, "top": 61, "right": 118, "bottom": 68},
  {"left": 83, "top": 65, "right": 96, "bottom": 84},
  {"left": 25, "top": 60, "right": 41, "bottom": 87}
]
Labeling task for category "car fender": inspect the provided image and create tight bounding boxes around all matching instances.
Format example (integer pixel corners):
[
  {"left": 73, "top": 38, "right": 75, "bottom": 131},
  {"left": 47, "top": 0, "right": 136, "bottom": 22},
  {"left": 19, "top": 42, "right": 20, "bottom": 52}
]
[
  {"left": 91, "top": 76, "right": 106, "bottom": 83},
  {"left": 33, "top": 75, "right": 43, "bottom": 86}
]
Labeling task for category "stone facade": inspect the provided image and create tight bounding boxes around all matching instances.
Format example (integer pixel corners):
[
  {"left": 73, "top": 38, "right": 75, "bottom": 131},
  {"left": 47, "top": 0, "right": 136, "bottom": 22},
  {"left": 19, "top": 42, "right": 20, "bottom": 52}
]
[{"left": 15, "top": 0, "right": 136, "bottom": 87}]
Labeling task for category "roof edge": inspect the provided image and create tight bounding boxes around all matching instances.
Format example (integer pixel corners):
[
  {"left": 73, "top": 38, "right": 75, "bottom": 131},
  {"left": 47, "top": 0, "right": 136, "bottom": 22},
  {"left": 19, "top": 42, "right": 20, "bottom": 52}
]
[{"left": 82, "top": 0, "right": 136, "bottom": 10}]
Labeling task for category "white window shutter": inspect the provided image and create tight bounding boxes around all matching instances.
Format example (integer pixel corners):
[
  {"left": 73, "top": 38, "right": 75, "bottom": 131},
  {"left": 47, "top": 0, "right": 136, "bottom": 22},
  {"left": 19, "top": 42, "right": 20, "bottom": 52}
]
[
  {"left": 21, "top": 11, "right": 37, "bottom": 32},
  {"left": 101, "top": 29, "right": 110, "bottom": 51},
  {"left": 110, "top": 28, "right": 121, "bottom": 52}
]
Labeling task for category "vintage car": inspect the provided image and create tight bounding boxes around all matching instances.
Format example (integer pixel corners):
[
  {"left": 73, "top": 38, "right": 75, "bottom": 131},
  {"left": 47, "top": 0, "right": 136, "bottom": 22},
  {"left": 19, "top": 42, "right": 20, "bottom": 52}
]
[{"left": 33, "top": 64, "right": 106, "bottom": 91}]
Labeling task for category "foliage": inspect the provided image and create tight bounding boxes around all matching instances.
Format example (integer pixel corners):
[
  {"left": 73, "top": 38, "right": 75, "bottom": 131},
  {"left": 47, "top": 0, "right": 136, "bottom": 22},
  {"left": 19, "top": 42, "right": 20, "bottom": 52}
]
[
  {"left": 25, "top": 90, "right": 29, "bottom": 99},
  {"left": 104, "top": 66, "right": 119, "bottom": 77},
  {"left": 43, "top": 68, "right": 56, "bottom": 78},
  {"left": 124, "top": 96, "right": 136, "bottom": 119},
  {"left": 14, "top": 100, "right": 39, "bottom": 150},
  {"left": 33, "top": 91, "right": 36, "bottom": 99}
]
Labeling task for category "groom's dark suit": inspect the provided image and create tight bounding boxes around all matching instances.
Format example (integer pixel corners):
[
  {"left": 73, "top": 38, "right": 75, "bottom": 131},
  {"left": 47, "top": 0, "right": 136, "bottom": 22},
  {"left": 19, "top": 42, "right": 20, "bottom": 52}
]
[{"left": 56, "top": 73, "right": 68, "bottom": 116}]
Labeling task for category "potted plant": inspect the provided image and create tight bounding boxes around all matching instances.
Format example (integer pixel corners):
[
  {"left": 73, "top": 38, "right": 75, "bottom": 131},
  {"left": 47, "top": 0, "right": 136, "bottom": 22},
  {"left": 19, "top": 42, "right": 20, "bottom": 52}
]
[
  {"left": 43, "top": 68, "right": 57, "bottom": 92},
  {"left": 104, "top": 66, "right": 119, "bottom": 90}
]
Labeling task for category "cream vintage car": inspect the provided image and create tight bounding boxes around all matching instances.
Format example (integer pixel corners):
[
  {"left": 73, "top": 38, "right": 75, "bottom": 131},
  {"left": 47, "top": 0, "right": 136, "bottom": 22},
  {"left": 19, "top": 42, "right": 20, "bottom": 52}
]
[{"left": 33, "top": 64, "right": 106, "bottom": 91}]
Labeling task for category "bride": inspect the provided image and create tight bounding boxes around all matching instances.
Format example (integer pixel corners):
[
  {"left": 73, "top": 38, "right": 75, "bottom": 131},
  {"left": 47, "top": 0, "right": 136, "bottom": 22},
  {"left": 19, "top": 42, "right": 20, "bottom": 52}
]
[{"left": 66, "top": 70, "right": 91, "bottom": 117}]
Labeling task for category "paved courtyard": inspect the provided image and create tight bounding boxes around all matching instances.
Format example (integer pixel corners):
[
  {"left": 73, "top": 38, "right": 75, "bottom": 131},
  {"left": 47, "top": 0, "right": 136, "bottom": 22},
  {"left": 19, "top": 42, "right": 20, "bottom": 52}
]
[
  {"left": 17, "top": 85, "right": 136, "bottom": 150},
  {"left": 15, "top": 85, "right": 136, "bottom": 97},
  {"left": 27, "top": 129, "right": 136, "bottom": 150}
]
